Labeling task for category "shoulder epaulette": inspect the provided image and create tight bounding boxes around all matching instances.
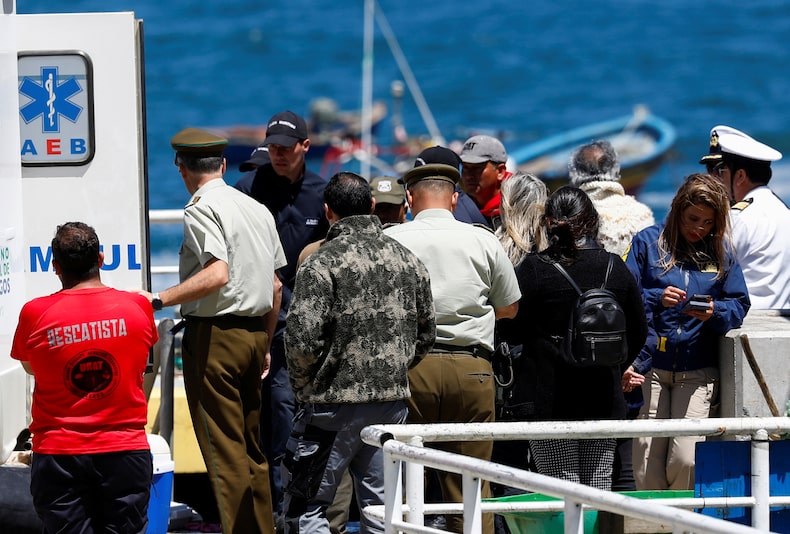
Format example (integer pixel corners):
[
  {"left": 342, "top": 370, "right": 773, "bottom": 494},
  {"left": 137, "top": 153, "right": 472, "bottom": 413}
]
[
  {"left": 472, "top": 223, "right": 495, "bottom": 234},
  {"left": 186, "top": 196, "right": 202, "bottom": 208},
  {"left": 731, "top": 198, "right": 753, "bottom": 211}
]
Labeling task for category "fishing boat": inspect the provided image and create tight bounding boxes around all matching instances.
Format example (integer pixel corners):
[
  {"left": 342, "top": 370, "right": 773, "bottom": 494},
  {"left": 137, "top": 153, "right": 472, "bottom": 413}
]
[{"left": 511, "top": 105, "right": 676, "bottom": 194}]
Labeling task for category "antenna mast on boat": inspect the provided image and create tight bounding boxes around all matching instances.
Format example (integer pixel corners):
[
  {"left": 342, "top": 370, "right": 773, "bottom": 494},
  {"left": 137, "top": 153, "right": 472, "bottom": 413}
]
[
  {"left": 360, "top": 0, "right": 446, "bottom": 178},
  {"left": 361, "top": 0, "right": 374, "bottom": 179}
]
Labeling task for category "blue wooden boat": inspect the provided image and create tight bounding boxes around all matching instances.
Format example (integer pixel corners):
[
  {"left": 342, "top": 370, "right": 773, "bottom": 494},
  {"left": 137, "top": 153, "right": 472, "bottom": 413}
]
[{"left": 511, "top": 106, "right": 676, "bottom": 194}]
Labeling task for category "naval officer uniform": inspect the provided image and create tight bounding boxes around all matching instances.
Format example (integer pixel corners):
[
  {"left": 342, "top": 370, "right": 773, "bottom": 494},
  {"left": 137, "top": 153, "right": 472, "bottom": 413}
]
[{"left": 699, "top": 125, "right": 788, "bottom": 309}]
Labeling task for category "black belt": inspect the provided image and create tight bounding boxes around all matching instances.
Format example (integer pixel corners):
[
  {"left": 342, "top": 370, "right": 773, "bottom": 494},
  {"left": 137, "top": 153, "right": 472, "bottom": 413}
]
[
  {"left": 170, "top": 314, "right": 262, "bottom": 334},
  {"left": 432, "top": 343, "right": 493, "bottom": 359}
]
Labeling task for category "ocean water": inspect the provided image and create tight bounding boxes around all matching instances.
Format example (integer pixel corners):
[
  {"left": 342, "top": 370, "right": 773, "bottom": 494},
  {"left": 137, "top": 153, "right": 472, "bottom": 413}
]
[{"left": 18, "top": 0, "right": 790, "bottom": 257}]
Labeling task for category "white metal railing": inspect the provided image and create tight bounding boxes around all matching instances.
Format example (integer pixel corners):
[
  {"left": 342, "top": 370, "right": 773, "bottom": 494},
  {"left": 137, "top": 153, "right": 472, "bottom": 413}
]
[
  {"left": 149, "top": 209, "right": 183, "bottom": 276},
  {"left": 148, "top": 210, "right": 790, "bottom": 532},
  {"left": 361, "top": 417, "right": 790, "bottom": 534}
]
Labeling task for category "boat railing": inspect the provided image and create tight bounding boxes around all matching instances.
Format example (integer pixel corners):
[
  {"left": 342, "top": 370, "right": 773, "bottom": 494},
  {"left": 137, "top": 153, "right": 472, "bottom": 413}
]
[{"left": 361, "top": 418, "right": 790, "bottom": 533}]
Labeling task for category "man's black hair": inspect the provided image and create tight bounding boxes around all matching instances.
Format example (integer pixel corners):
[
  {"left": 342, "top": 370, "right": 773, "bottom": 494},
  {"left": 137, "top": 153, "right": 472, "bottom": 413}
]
[
  {"left": 724, "top": 153, "right": 773, "bottom": 185},
  {"left": 324, "top": 172, "right": 372, "bottom": 218},
  {"left": 51, "top": 222, "right": 101, "bottom": 282}
]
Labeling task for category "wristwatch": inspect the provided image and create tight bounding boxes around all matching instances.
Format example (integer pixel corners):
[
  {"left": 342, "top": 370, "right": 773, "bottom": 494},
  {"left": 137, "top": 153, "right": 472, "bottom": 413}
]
[{"left": 151, "top": 293, "right": 164, "bottom": 311}]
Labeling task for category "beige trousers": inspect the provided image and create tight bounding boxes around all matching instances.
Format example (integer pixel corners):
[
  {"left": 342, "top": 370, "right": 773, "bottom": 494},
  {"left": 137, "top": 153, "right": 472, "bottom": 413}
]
[{"left": 633, "top": 367, "right": 719, "bottom": 490}]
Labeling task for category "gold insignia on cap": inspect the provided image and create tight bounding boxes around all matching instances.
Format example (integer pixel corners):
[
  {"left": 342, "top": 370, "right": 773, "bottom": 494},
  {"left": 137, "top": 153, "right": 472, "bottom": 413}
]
[{"left": 710, "top": 130, "right": 719, "bottom": 149}]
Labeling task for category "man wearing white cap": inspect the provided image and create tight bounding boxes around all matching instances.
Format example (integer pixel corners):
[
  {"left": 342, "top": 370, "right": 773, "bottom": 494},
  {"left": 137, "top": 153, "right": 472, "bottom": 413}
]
[{"left": 700, "top": 125, "right": 789, "bottom": 309}]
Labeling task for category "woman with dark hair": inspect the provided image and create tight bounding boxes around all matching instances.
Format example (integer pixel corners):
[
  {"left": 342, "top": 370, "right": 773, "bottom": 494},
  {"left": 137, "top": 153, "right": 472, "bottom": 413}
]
[
  {"left": 501, "top": 186, "right": 647, "bottom": 489},
  {"left": 623, "top": 173, "right": 750, "bottom": 490}
]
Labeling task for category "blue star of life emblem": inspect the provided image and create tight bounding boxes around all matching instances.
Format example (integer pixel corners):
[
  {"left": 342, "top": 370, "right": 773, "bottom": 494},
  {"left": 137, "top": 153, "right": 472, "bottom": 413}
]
[{"left": 19, "top": 66, "right": 83, "bottom": 133}]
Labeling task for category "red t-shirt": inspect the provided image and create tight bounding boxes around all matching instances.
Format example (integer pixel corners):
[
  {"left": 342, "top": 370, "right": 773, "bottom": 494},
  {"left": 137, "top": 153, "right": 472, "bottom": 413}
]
[{"left": 11, "top": 286, "right": 158, "bottom": 454}]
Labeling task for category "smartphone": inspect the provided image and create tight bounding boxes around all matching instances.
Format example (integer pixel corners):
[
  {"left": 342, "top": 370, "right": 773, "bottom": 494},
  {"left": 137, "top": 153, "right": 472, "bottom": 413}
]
[{"left": 682, "top": 294, "right": 712, "bottom": 312}]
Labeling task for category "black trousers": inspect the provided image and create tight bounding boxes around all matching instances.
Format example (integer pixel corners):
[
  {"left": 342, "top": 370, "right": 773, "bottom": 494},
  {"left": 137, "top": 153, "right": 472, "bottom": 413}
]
[{"left": 31, "top": 450, "right": 151, "bottom": 534}]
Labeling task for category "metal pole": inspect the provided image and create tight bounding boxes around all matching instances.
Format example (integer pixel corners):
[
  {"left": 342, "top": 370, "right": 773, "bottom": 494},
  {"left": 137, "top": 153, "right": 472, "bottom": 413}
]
[
  {"left": 158, "top": 319, "right": 175, "bottom": 449},
  {"left": 750, "top": 429, "right": 770, "bottom": 530},
  {"left": 564, "top": 499, "right": 584, "bottom": 534},
  {"left": 462, "top": 473, "right": 482, "bottom": 534},
  {"left": 405, "top": 435, "right": 424, "bottom": 528},
  {"left": 360, "top": 0, "right": 374, "bottom": 179},
  {"left": 382, "top": 448, "right": 401, "bottom": 534}
]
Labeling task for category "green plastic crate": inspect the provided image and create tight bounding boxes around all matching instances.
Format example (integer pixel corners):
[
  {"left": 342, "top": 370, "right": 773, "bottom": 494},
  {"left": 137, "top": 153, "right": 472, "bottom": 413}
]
[{"left": 487, "top": 490, "right": 694, "bottom": 534}]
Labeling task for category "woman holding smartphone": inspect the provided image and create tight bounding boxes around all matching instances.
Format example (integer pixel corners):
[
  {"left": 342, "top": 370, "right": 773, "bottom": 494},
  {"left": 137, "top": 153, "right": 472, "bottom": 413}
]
[{"left": 622, "top": 173, "right": 750, "bottom": 491}]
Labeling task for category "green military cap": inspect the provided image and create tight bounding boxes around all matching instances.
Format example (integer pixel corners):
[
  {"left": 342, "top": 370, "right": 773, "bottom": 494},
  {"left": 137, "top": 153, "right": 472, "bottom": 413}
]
[
  {"left": 370, "top": 175, "right": 406, "bottom": 205},
  {"left": 170, "top": 128, "right": 228, "bottom": 156},
  {"left": 402, "top": 163, "right": 460, "bottom": 187}
]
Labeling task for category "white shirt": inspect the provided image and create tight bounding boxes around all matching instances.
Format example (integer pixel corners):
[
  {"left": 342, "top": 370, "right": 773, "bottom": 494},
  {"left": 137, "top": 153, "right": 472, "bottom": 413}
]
[{"left": 731, "top": 186, "right": 790, "bottom": 309}]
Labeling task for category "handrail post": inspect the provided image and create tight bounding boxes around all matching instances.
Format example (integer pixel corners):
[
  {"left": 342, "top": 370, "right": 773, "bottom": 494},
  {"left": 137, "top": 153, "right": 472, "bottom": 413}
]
[
  {"left": 462, "top": 472, "right": 483, "bottom": 534},
  {"left": 564, "top": 499, "right": 584, "bottom": 534},
  {"left": 405, "top": 435, "right": 424, "bottom": 529},
  {"left": 750, "top": 429, "right": 770, "bottom": 531},
  {"left": 382, "top": 447, "right": 401, "bottom": 534},
  {"left": 158, "top": 319, "right": 175, "bottom": 449}
]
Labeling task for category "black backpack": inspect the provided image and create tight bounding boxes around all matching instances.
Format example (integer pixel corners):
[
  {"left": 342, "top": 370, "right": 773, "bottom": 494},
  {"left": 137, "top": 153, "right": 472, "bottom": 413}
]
[{"left": 551, "top": 256, "right": 628, "bottom": 367}]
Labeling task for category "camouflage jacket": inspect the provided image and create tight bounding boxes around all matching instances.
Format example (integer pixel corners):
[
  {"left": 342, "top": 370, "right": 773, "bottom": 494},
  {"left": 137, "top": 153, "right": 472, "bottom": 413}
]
[{"left": 285, "top": 215, "right": 435, "bottom": 404}]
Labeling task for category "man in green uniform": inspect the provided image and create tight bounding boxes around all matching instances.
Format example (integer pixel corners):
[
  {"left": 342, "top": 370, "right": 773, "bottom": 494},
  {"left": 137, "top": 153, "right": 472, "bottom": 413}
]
[
  {"left": 141, "top": 128, "right": 286, "bottom": 534},
  {"left": 385, "top": 163, "right": 521, "bottom": 534}
]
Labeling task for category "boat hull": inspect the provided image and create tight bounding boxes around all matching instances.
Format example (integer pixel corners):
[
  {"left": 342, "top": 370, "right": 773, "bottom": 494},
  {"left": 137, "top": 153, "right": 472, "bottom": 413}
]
[{"left": 511, "top": 109, "right": 676, "bottom": 195}]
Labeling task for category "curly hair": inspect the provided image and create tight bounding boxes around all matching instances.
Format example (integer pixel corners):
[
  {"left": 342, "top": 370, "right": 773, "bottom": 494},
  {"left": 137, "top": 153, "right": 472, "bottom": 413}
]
[
  {"left": 568, "top": 139, "right": 621, "bottom": 186},
  {"left": 51, "top": 222, "right": 101, "bottom": 281}
]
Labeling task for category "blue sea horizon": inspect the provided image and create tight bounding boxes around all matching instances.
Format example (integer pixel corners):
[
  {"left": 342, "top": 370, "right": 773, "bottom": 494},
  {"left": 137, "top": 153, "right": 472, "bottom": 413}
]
[{"left": 18, "top": 0, "right": 790, "bottom": 255}]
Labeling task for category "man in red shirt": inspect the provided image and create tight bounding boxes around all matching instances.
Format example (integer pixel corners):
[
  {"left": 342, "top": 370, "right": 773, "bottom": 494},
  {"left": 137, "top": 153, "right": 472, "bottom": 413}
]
[{"left": 11, "top": 222, "right": 158, "bottom": 533}]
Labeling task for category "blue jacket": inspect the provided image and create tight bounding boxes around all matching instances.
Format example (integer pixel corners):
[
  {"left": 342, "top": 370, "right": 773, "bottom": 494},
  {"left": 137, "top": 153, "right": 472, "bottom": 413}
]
[
  {"left": 235, "top": 163, "right": 329, "bottom": 335},
  {"left": 453, "top": 190, "right": 491, "bottom": 227},
  {"left": 623, "top": 224, "right": 750, "bottom": 373}
]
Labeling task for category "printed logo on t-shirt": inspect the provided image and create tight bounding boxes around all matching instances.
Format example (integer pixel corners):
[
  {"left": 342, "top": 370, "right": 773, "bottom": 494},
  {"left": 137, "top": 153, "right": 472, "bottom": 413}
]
[
  {"left": 64, "top": 349, "right": 120, "bottom": 399},
  {"left": 305, "top": 217, "right": 319, "bottom": 226}
]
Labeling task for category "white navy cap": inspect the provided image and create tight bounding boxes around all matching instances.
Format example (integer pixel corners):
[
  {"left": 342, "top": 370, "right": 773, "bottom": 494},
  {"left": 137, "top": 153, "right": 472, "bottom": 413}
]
[
  {"left": 460, "top": 135, "right": 507, "bottom": 164},
  {"left": 699, "top": 125, "right": 782, "bottom": 165}
]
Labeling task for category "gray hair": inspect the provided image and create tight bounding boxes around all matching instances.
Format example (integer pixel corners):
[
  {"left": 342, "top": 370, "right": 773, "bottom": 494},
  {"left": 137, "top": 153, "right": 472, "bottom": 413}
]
[
  {"left": 175, "top": 153, "right": 224, "bottom": 174},
  {"left": 495, "top": 172, "right": 549, "bottom": 266},
  {"left": 568, "top": 139, "right": 621, "bottom": 185}
]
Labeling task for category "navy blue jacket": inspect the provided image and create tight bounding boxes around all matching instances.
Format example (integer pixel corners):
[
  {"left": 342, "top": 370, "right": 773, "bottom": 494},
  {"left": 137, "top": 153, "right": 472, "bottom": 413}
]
[
  {"left": 453, "top": 191, "right": 491, "bottom": 227},
  {"left": 623, "top": 224, "right": 750, "bottom": 374},
  {"left": 235, "top": 163, "right": 329, "bottom": 334}
]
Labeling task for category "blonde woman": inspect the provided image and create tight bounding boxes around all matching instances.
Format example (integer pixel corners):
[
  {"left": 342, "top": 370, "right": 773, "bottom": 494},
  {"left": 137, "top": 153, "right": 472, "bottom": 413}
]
[
  {"left": 495, "top": 172, "right": 549, "bottom": 265},
  {"left": 623, "top": 173, "right": 750, "bottom": 490}
]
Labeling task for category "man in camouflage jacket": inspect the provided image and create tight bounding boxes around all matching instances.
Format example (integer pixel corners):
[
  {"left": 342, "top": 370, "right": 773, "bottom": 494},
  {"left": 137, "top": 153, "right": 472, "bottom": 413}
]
[{"left": 283, "top": 172, "right": 435, "bottom": 534}]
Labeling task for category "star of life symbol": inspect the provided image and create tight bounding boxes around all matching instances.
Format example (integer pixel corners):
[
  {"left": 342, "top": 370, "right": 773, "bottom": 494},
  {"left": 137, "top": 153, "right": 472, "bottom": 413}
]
[{"left": 19, "top": 66, "right": 83, "bottom": 133}]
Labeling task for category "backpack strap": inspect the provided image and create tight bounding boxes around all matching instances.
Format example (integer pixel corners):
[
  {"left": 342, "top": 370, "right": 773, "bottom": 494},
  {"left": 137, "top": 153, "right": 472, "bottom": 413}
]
[
  {"left": 553, "top": 254, "right": 615, "bottom": 294},
  {"left": 601, "top": 255, "right": 614, "bottom": 290},
  {"left": 552, "top": 261, "right": 582, "bottom": 296}
]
